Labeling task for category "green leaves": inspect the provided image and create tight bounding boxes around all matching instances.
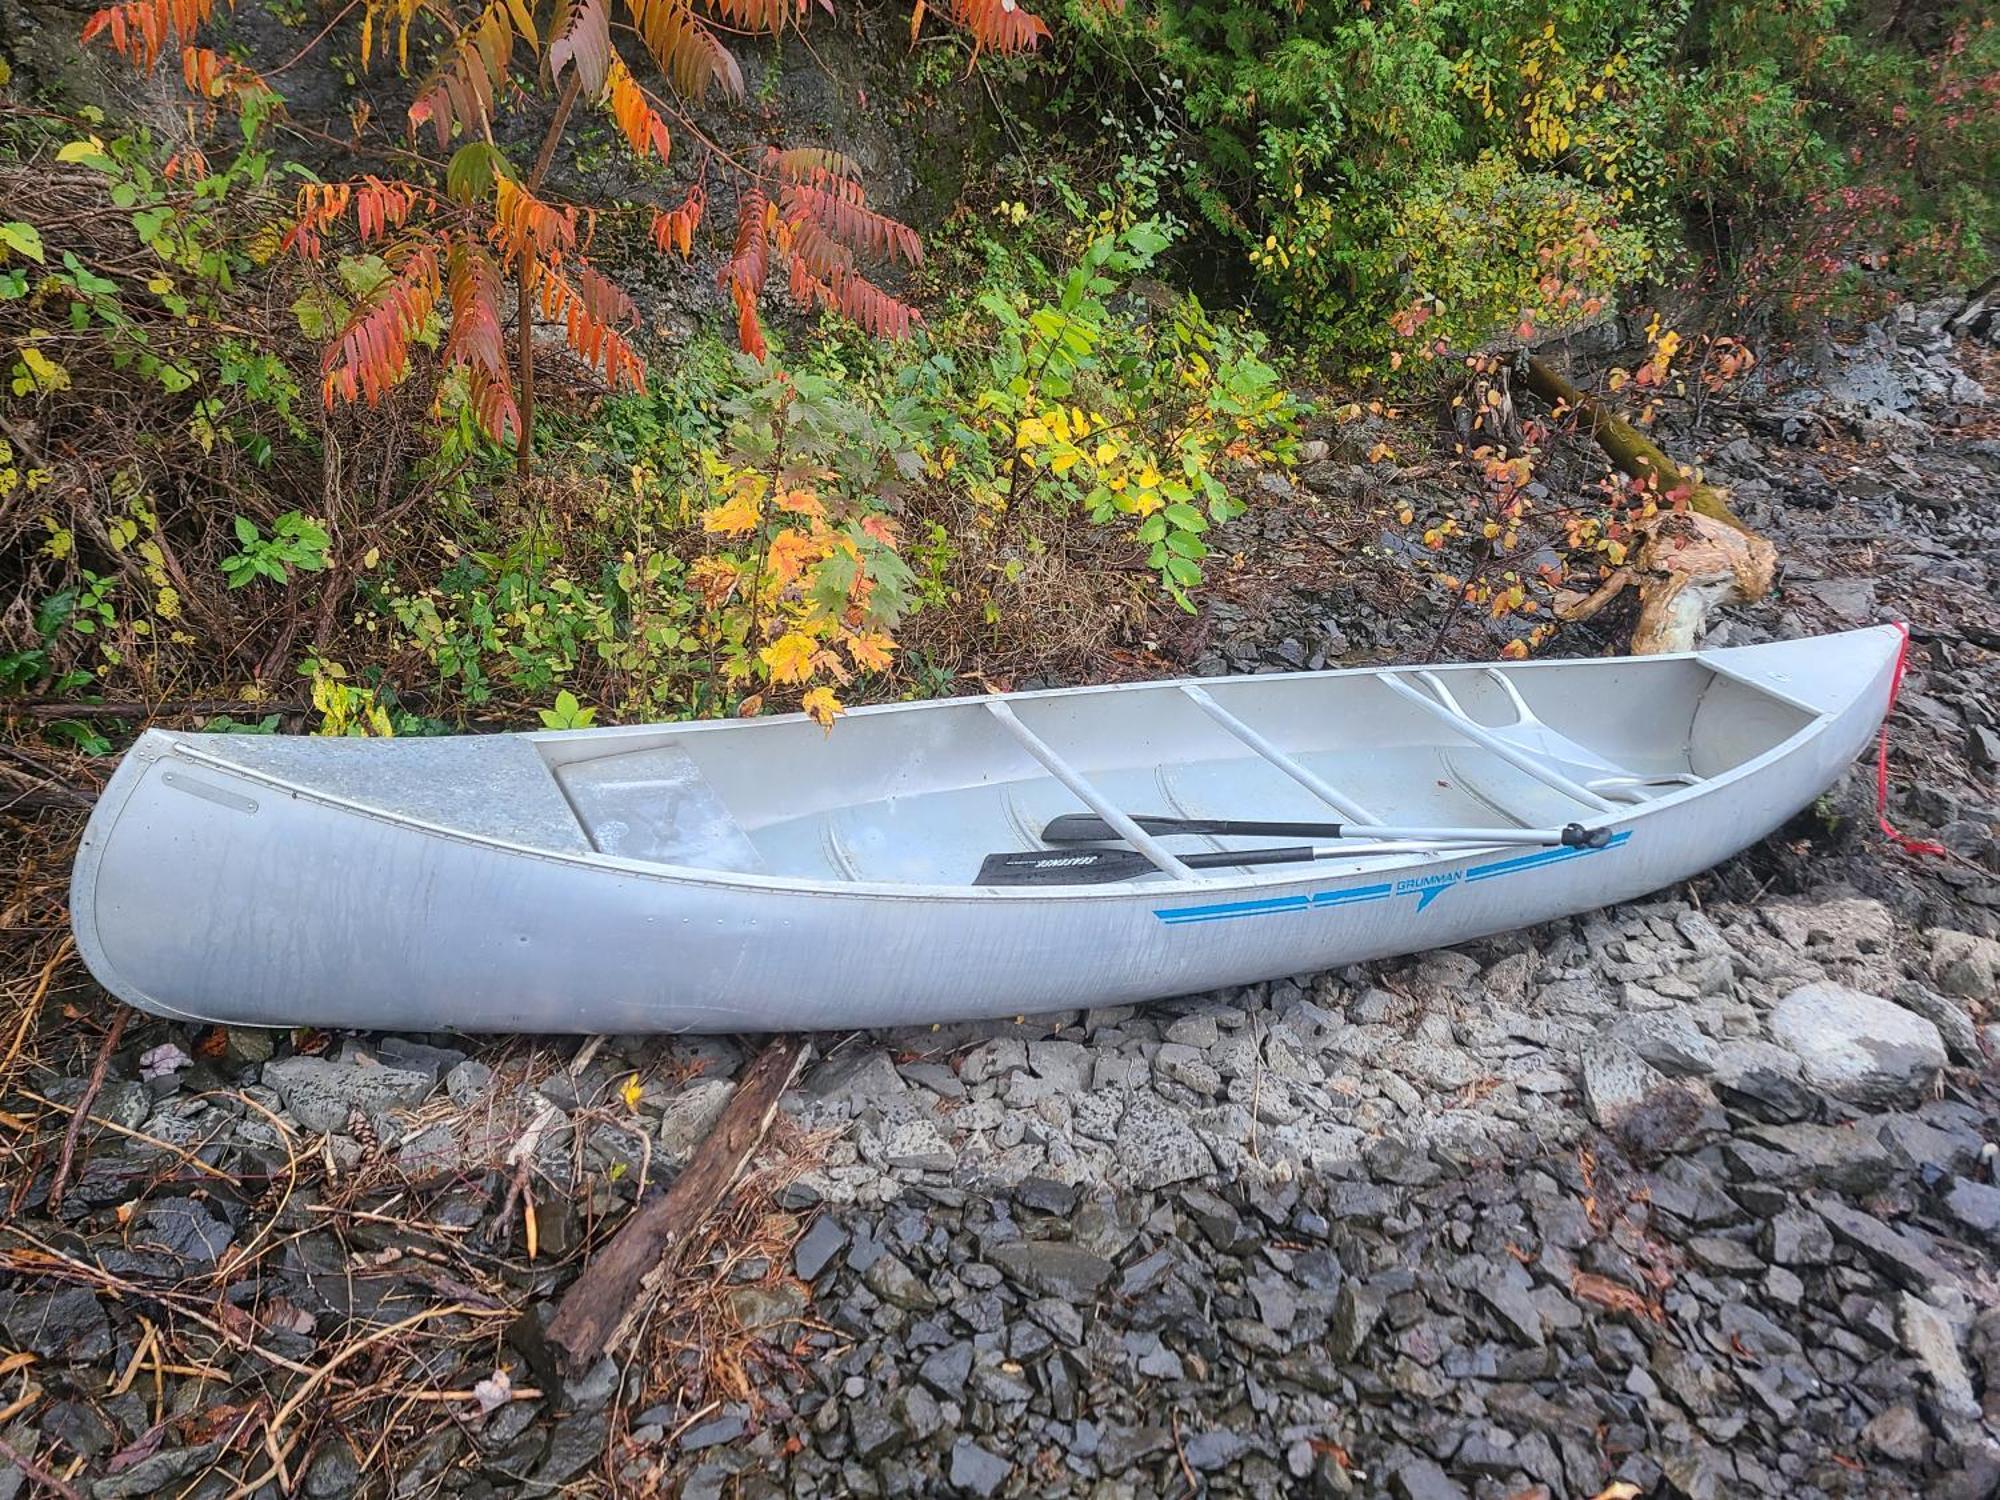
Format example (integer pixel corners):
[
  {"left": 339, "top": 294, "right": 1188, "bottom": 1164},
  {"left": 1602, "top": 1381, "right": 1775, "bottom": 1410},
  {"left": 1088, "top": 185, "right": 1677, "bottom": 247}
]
[
  {"left": 537, "top": 688, "right": 598, "bottom": 730},
  {"left": 445, "top": 142, "right": 512, "bottom": 205},
  {"left": 220, "top": 511, "right": 330, "bottom": 588},
  {"left": 0, "top": 222, "right": 45, "bottom": 263}
]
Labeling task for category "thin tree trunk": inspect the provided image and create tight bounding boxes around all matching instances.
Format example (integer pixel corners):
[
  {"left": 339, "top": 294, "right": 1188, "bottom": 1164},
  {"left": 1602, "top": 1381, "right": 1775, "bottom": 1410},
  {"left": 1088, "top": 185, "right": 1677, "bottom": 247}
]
[{"left": 514, "top": 71, "right": 584, "bottom": 478}]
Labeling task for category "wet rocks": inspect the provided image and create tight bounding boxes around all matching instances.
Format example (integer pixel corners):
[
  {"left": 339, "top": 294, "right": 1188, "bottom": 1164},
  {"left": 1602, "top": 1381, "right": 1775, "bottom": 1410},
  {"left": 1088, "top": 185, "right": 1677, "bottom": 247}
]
[
  {"left": 984, "top": 1242, "right": 1114, "bottom": 1302},
  {"left": 0, "top": 1287, "right": 111, "bottom": 1364},
  {"left": 1770, "top": 983, "right": 1947, "bottom": 1105},
  {"left": 261, "top": 1055, "right": 435, "bottom": 1132}
]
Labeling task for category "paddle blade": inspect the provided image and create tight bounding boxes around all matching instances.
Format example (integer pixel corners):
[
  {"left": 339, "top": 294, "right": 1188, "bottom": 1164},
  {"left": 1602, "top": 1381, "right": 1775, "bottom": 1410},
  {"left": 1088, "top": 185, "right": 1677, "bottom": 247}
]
[{"left": 976, "top": 847, "right": 1161, "bottom": 886}]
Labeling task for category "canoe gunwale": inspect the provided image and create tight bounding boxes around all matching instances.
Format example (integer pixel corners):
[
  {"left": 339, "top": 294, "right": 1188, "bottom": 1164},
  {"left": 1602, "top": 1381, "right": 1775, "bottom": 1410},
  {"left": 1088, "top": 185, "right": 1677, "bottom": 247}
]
[{"left": 118, "top": 656, "right": 1849, "bottom": 907}]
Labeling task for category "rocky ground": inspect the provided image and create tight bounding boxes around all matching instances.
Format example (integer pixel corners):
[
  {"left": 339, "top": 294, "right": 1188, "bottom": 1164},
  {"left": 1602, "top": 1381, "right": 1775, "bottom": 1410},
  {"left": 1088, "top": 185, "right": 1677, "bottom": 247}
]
[{"left": 2, "top": 305, "right": 1997, "bottom": 1499}]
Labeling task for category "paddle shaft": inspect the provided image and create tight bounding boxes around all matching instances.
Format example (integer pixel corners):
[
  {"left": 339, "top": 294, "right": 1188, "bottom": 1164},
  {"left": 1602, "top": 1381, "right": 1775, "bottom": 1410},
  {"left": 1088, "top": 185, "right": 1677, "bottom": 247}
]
[
  {"left": 979, "top": 844, "right": 1320, "bottom": 886},
  {"left": 1041, "top": 812, "right": 1607, "bottom": 849}
]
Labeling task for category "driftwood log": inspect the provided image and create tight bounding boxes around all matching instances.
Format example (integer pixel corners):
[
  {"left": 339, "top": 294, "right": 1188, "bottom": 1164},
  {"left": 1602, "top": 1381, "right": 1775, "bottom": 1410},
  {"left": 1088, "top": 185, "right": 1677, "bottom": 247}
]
[
  {"left": 1520, "top": 355, "right": 1777, "bottom": 653},
  {"left": 545, "top": 1034, "right": 810, "bottom": 1372}
]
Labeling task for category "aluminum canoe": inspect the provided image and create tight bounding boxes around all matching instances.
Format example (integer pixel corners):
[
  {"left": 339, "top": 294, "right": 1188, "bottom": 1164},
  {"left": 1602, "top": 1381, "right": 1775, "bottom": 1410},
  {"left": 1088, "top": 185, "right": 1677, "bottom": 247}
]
[{"left": 70, "top": 625, "right": 1904, "bottom": 1033}]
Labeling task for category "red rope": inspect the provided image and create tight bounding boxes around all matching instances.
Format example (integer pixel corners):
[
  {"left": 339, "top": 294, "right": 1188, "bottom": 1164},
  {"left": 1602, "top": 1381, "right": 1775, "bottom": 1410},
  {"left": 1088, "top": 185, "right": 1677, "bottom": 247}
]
[{"left": 1876, "top": 621, "right": 1949, "bottom": 859}]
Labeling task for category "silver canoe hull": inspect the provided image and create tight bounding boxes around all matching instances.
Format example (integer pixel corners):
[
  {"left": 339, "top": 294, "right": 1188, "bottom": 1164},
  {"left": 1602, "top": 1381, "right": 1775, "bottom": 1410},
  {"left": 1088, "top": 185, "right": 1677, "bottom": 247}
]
[{"left": 70, "top": 627, "right": 1904, "bottom": 1032}]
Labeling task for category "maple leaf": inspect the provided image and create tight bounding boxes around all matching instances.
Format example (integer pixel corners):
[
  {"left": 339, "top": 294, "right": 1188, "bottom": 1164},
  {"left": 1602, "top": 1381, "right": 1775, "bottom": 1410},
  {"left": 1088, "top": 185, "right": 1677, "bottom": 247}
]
[
  {"left": 766, "top": 528, "right": 821, "bottom": 586},
  {"left": 760, "top": 630, "right": 816, "bottom": 684},
  {"left": 703, "top": 492, "right": 762, "bottom": 536},
  {"left": 802, "top": 686, "right": 841, "bottom": 729},
  {"left": 845, "top": 630, "right": 894, "bottom": 672}
]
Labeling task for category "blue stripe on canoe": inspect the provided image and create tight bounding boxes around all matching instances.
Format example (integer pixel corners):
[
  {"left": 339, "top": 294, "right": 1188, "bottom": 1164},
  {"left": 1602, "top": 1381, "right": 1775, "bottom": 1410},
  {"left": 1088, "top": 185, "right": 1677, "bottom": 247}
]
[
  {"left": 1311, "top": 883, "right": 1395, "bottom": 907},
  {"left": 1155, "top": 894, "right": 1312, "bottom": 925},
  {"left": 1464, "top": 836, "right": 1632, "bottom": 880},
  {"left": 1150, "top": 830, "right": 1631, "bottom": 926}
]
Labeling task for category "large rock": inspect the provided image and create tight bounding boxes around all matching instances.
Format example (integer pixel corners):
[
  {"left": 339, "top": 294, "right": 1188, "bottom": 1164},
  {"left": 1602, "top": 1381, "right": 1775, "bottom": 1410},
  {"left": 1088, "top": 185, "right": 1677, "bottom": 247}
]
[
  {"left": 985, "top": 1241, "right": 1115, "bottom": 1302},
  {"left": 261, "top": 1056, "right": 435, "bottom": 1132},
  {"left": 1769, "top": 983, "right": 1946, "bottom": 1105},
  {"left": 1930, "top": 930, "right": 2000, "bottom": 1000}
]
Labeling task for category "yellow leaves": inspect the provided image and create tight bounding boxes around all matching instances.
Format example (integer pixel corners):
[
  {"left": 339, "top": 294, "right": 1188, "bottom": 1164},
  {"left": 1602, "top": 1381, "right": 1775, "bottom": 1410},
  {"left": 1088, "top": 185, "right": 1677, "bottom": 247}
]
[
  {"left": 760, "top": 630, "right": 816, "bottom": 685},
  {"left": 802, "top": 686, "right": 841, "bottom": 730},
  {"left": 703, "top": 489, "right": 763, "bottom": 537},
  {"left": 11, "top": 342, "right": 71, "bottom": 396},
  {"left": 1366, "top": 441, "right": 1396, "bottom": 464},
  {"left": 620, "top": 1073, "right": 643, "bottom": 1111}
]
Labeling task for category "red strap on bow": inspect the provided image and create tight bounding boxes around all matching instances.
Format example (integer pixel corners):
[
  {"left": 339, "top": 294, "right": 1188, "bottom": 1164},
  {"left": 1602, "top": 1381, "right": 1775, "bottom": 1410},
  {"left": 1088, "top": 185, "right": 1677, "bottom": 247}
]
[{"left": 1876, "top": 621, "right": 1948, "bottom": 860}]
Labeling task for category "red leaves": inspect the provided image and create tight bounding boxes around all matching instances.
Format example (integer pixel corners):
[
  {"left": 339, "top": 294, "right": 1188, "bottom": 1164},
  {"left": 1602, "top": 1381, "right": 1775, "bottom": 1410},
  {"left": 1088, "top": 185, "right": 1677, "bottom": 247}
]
[
  {"left": 322, "top": 244, "right": 442, "bottom": 410},
  {"left": 355, "top": 176, "right": 420, "bottom": 241},
  {"left": 444, "top": 234, "right": 522, "bottom": 445},
  {"left": 714, "top": 152, "right": 924, "bottom": 360},
  {"left": 81, "top": 0, "right": 215, "bottom": 71},
  {"left": 779, "top": 178, "right": 922, "bottom": 267},
  {"left": 444, "top": 240, "right": 512, "bottom": 402},
  {"left": 549, "top": 0, "right": 613, "bottom": 95}
]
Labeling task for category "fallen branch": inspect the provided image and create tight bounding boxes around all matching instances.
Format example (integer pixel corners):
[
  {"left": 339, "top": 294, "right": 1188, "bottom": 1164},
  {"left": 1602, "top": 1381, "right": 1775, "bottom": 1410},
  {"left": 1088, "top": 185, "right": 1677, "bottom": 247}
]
[
  {"left": 545, "top": 1034, "right": 810, "bottom": 1373},
  {"left": 1520, "top": 355, "right": 1777, "bottom": 652},
  {"left": 1519, "top": 356, "right": 1758, "bottom": 536},
  {"left": 46, "top": 1006, "right": 130, "bottom": 1215}
]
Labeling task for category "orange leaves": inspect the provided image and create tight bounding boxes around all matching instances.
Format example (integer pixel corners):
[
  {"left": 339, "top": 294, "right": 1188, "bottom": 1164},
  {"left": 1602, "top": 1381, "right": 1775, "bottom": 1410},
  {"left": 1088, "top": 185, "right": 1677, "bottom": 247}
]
[
  {"left": 283, "top": 182, "right": 351, "bottom": 260},
  {"left": 700, "top": 0, "right": 807, "bottom": 37},
  {"left": 322, "top": 243, "right": 442, "bottom": 410},
  {"left": 1570, "top": 1270, "right": 1663, "bottom": 1323},
  {"left": 626, "top": 0, "right": 745, "bottom": 103},
  {"left": 82, "top": 0, "right": 215, "bottom": 71},
  {"left": 493, "top": 177, "right": 578, "bottom": 264},
  {"left": 281, "top": 177, "right": 424, "bottom": 260},
  {"left": 845, "top": 631, "right": 894, "bottom": 673},
  {"left": 532, "top": 260, "right": 647, "bottom": 394},
  {"left": 605, "top": 57, "right": 673, "bottom": 163},
  {"left": 720, "top": 187, "right": 774, "bottom": 361},
  {"left": 549, "top": 0, "right": 613, "bottom": 94},
  {"left": 649, "top": 187, "right": 706, "bottom": 258},
  {"left": 179, "top": 46, "right": 268, "bottom": 107},
  {"left": 946, "top": 0, "right": 1050, "bottom": 59}
]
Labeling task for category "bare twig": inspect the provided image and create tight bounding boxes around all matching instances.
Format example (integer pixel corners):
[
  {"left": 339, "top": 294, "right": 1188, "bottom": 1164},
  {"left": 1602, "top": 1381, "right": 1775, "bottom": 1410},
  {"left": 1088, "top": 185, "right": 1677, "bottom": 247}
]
[{"left": 46, "top": 1006, "right": 129, "bottom": 1215}]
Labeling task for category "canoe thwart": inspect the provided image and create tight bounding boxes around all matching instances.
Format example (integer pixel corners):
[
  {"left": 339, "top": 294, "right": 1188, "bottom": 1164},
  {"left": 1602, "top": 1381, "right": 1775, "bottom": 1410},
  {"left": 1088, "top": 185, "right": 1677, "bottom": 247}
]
[{"left": 982, "top": 699, "right": 1198, "bottom": 881}]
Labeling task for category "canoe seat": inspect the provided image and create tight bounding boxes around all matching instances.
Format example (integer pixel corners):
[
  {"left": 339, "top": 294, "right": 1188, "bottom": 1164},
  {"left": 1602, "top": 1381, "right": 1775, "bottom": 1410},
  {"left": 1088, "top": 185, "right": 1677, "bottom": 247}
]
[{"left": 554, "top": 746, "right": 767, "bottom": 873}]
